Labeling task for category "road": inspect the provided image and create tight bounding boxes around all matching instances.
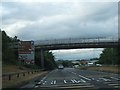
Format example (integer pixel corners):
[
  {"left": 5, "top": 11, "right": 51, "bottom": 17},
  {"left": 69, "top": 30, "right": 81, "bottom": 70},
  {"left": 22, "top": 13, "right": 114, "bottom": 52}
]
[{"left": 21, "top": 68, "right": 120, "bottom": 90}]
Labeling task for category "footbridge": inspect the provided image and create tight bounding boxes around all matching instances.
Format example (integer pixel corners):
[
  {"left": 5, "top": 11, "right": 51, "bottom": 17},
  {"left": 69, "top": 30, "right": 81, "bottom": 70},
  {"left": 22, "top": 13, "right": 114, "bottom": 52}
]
[
  {"left": 34, "top": 37, "right": 119, "bottom": 69},
  {"left": 35, "top": 37, "right": 119, "bottom": 50}
]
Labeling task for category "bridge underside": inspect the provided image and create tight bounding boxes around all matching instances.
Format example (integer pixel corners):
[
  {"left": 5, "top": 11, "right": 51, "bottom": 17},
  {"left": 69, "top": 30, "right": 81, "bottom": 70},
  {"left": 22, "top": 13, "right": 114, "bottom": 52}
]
[{"left": 35, "top": 42, "right": 119, "bottom": 50}]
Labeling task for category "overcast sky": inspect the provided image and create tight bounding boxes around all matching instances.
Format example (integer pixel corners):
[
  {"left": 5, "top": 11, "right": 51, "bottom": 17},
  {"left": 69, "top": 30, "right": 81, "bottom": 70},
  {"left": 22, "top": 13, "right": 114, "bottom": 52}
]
[{"left": 1, "top": 0, "right": 119, "bottom": 60}]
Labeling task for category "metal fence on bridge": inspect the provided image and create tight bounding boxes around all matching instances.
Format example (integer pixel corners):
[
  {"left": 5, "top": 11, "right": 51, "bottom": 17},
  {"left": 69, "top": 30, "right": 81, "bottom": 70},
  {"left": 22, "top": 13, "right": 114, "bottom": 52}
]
[{"left": 35, "top": 37, "right": 118, "bottom": 46}]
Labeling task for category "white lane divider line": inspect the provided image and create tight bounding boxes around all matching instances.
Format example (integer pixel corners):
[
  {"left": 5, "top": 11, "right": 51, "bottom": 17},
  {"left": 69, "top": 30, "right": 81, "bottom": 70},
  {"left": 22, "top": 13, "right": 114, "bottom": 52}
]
[
  {"left": 51, "top": 80, "right": 54, "bottom": 85},
  {"left": 41, "top": 80, "right": 43, "bottom": 82},
  {"left": 71, "top": 72, "right": 77, "bottom": 75},
  {"left": 64, "top": 80, "right": 67, "bottom": 84},
  {"left": 79, "top": 75, "right": 91, "bottom": 81},
  {"left": 36, "top": 81, "right": 42, "bottom": 85},
  {"left": 108, "top": 83, "right": 119, "bottom": 86},
  {"left": 54, "top": 80, "right": 56, "bottom": 84},
  {"left": 111, "top": 77, "right": 119, "bottom": 80},
  {"left": 80, "top": 79, "right": 86, "bottom": 83},
  {"left": 51, "top": 80, "right": 56, "bottom": 85},
  {"left": 71, "top": 79, "right": 75, "bottom": 83},
  {"left": 77, "top": 80, "right": 81, "bottom": 83},
  {"left": 92, "top": 78, "right": 95, "bottom": 80},
  {"left": 34, "top": 86, "right": 39, "bottom": 88},
  {"left": 73, "top": 79, "right": 78, "bottom": 83},
  {"left": 96, "top": 80, "right": 100, "bottom": 82},
  {"left": 99, "top": 78, "right": 111, "bottom": 81},
  {"left": 43, "top": 81, "right": 47, "bottom": 85}
]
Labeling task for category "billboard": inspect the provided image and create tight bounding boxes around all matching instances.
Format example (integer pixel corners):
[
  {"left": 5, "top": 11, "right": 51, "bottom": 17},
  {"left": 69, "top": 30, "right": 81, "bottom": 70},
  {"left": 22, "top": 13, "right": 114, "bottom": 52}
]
[{"left": 18, "top": 41, "right": 35, "bottom": 64}]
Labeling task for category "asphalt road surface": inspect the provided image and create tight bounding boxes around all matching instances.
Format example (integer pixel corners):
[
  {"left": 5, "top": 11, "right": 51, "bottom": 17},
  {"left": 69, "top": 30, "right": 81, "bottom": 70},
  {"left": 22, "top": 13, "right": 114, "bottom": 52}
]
[{"left": 21, "top": 68, "right": 120, "bottom": 90}]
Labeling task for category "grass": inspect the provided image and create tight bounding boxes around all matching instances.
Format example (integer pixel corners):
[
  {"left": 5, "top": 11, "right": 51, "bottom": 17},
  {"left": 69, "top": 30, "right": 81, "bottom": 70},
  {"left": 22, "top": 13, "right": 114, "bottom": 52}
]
[
  {"left": 80, "top": 65, "right": 120, "bottom": 74},
  {"left": 2, "top": 64, "right": 38, "bottom": 73},
  {"left": 2, "top": 64, "right": 48, "bottom": 88},
  {"left": 2, "top": 71, "right": 48, "bottom": 88}
]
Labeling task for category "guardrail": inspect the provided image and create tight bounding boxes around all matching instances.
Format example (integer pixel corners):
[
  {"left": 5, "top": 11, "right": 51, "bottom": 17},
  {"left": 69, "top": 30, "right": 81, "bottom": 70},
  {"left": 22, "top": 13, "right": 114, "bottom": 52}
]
[
  {"left": 35, "top": 37, "right": 118, "bottom": 46},
  {"left": 2, "top": 70, "right": 42, "bottom": 80}
]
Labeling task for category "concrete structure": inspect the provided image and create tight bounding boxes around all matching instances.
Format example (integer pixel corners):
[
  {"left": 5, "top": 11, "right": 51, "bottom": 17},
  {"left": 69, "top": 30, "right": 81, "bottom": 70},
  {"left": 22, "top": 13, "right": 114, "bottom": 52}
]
[
  {"left": 35, "top": 37, "right": 119, "bottom": 50},
  {"left": 35, "top": 37, "right": 119, "bottom": 69}
]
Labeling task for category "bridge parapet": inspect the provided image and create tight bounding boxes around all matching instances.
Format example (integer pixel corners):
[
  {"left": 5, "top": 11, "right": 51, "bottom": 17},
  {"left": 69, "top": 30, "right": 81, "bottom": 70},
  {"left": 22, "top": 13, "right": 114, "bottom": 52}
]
[{"left": 35, "top": 37, "right": 118, "bottom": 46}]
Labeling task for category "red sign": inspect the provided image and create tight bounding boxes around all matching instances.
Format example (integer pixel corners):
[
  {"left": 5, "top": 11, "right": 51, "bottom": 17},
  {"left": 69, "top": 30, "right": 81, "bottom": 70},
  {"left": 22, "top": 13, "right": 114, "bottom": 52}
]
[{"left": 18, "top": 41, "right": 34, "bottom": 54}]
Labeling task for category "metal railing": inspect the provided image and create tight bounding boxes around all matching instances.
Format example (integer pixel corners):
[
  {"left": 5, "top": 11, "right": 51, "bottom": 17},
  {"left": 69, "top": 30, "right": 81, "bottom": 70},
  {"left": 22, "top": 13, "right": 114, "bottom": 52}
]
[
  {"left": 2, "top": 70, "right": 41, "bottom": 80},
  {"left": 35, "top": 37, "right": 118, "bottom": 46}
]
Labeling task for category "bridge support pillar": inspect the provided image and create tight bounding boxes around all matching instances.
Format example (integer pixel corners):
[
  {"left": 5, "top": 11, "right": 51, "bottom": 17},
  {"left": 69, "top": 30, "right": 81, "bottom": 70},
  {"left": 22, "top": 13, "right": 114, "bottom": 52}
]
[{"left": 40, "top": 49, "right": 44, "bottom": 69}]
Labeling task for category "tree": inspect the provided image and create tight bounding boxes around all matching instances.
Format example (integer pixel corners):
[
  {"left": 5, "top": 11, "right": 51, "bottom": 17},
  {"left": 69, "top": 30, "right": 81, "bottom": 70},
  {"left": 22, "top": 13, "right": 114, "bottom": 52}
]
[
  {"left": 2, "top": 31, "right": 17, "bottom": 64},
  {"left": 35, "top": 50, "right": 57, "bottom": 70},
  {"left": 62, "top": 60, "right": 72, "bottom": 67},
  {"left": 98, "top": 48, "right": 119, "bottom": 65},
  {"left": 44, "top": 51, "right": 57, "bottom": 70}
]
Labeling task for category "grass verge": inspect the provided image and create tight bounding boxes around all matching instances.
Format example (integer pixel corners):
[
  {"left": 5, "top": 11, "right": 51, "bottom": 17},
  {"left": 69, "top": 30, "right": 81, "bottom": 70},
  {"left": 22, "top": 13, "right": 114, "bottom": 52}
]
[
  {"left": 2, "top": 71, "right": 48, "bottom": 88},
  {"left": 80, "top": 65, "right": 120, "bottom": 74}
]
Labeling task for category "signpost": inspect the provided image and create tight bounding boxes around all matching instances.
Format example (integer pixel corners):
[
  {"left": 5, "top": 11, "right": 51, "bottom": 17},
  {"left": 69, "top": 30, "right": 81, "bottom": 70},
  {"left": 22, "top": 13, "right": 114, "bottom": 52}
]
[{"left": 18, "top": 41, "right": 35, "bottom": 64}]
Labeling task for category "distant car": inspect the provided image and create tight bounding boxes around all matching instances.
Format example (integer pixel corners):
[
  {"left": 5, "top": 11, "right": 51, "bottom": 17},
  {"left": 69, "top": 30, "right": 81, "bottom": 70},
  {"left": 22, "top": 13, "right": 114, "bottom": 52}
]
[
  {"left": 96, "top": 64, "right": 102, "bottom": 66},
  {"left": 58, "top": 65, "right": 64, "bottom": 69}
]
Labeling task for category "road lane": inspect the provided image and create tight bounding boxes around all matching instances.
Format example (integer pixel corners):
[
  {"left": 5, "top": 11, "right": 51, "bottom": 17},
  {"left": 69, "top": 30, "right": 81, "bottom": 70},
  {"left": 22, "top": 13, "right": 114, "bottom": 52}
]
[
  {"left": 33, "top": 68, "right": 94, "bottom": 90},
  {"left": 21, "top": 68, "right": 120, "bottom": 90}
]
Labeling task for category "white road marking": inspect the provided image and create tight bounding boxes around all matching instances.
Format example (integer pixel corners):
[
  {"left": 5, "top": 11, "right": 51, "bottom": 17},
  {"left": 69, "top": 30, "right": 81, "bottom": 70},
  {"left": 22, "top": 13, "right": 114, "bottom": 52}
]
[
  {"left": 51, "top": 80, "right": 56, "bottom": 85},
  {"left": 42, "top": 83, "right": 45, "bottom": 85},
  {"left": 108, "top": 83, "right": 119, "bottom": 86},
  {"left": 42, "top": 76, "right": 47, "bottom": 81},
  {"left": 79, "top": 75, "right": 91, "bottom": 81},
  {"left": 71, "top": 72, "right": 77, "bottom": 75},
  {"left": 80, "top": 79, "right": 86, "bottom": 83},
  {"left": 96, "top": 80, "right": 100, "bottom": 82},
  {"left": 54, "top": 80, "right": 56, "bottom": 84},
  {"left": 36, "top": 81, "right": 41, "bottom": 85},
  {"left": 38, "top": 82, "right": 41, "bottom": 84},
  {"left": 99, "top": 78, "right": 111, "bottom": 81},
  {"left": 114, "top": 86, "right": 120, "bottom": 88},
  {"left": 71, "top": 79, "right": 75, "bottom": 83},
  {"left": 34, "top": 85, "right": 39, "bottom": 88},
  {"left": 77, "top": 80, "right": 81, "bottom": 83},
  {"left": 64, "top": 80, "right": 67, "bottom": 84},
  {"left": 111, "top": 77, "right": 119, "bottom": 80},
  {"left": 73, "top": 79, "right": 78, "bottom": 83},
  {"left": 42, "top": 81, "right": 47, "bottom": 85},
  {"left": 51, "top": 80, "right": 53, "bottom": 85}
]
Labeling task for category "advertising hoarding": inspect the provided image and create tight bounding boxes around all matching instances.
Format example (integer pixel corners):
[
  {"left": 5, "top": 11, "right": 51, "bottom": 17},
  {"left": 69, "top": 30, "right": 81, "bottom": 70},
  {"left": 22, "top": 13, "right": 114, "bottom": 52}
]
[{"left": 18, "top": 41, "right": 35, "bottom": 64}]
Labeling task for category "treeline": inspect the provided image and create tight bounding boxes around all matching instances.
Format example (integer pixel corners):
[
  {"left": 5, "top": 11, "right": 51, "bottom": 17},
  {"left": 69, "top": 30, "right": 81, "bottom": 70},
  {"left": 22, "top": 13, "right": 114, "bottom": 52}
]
[
  {"left": 2, "top": 31, "right": 18, "bottom": 65},
  {"left": 98, "top": 48, "right": 120, "bottom": 65},
  {"left": 56, "top": 60, "right": 73, "bottom": 67},
  {"left": 2, "top": 30, "right": 57, "bottom": 70},
  {"left": 35, "top": 50, "right": 57, "bottom": 70}
]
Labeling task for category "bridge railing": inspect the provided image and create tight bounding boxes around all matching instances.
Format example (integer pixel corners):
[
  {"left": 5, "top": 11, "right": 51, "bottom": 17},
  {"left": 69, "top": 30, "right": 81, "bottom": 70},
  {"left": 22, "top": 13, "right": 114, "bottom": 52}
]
[{"left": 35, "top": 37, "right": 118, "bottom": 46}]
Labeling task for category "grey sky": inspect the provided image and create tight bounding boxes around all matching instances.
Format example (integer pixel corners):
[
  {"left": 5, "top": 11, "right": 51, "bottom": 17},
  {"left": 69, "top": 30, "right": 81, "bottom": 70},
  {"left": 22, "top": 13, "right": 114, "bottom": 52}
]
[{"left": 1, "top": 0, "right": 118, "bottom": 60}]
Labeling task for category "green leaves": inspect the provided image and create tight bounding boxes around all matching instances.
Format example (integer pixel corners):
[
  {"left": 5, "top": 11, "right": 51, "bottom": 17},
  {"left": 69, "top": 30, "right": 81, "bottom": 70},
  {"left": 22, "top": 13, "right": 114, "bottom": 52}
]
[
  {"left": 98, "top": 48, "right": 119, "bottom": 65},
  {"left": 2, "top": 31, "right": 17, "bottom": 64},
  {"left": 44, "top": 51, "right": 57, "bottom": 70}
]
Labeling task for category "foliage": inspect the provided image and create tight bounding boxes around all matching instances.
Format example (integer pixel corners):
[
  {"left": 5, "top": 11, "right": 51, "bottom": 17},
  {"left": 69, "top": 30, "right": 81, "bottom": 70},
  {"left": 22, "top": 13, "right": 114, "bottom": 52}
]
[
  {"left": 2, "top": 31, "right": 18, "bottom": 64},
  {"left": 90, "top": 58, "right": 99, "bottom": 60},
  {"left": 2, "top": 31, "right": 56, "bottom": 70},
  {"left": 44, "top": 51, "right": 57, "bottom": 70},
  {"left": 98, "top": 48, "right": 119, "bottom": 65},
  {"left": 35, "top": 50, "right": 57, "bottom": 70},
  {"left": 56, "top": 60, "right": 73, "bottom": 67}
]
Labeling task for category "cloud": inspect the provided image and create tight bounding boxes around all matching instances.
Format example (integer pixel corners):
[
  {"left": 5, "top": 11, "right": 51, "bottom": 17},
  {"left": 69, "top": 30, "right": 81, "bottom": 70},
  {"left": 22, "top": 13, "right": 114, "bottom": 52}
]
[
  {"left": 52, "top": 48, "right": 104, "bottom": 60},
  {"left": 1, "top": 1, "right": 118, "bottom": 60},
  {"left": 1, "top": 1, "right": 118, "bottom": 40}
]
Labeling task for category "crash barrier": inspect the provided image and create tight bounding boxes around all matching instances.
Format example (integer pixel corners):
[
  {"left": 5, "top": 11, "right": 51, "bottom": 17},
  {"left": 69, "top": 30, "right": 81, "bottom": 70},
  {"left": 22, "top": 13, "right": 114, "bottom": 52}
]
[{"left": 2, "top": 70, "right": 42, "bottom": 80}]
